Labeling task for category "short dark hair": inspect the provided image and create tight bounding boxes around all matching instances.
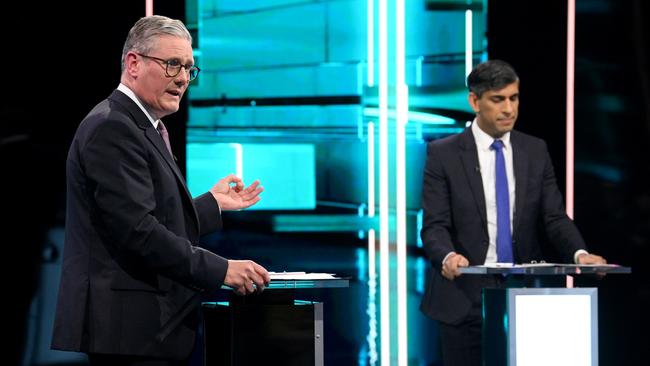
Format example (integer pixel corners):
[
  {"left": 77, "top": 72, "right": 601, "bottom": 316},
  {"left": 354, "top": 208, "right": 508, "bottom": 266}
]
[{"left": 467, "top": 60, "right": 519, "bottom": 97}]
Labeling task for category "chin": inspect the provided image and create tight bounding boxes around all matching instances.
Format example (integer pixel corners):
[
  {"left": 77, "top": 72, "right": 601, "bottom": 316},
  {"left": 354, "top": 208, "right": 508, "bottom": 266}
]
[
  {"left": 164, "top": 106, "right": 180, "bottom": 115},
  {"left": 500, "top": 123, "right": 514, "bottom": 132}
]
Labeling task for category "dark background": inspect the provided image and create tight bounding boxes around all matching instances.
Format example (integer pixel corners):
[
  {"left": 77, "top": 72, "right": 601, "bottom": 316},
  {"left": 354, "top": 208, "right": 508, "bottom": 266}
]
[
  {"left": 490, "top": 1, "right": 650, "bottom": 364},
  {"left": 4, "top": 0, "right": 648, "bottom": 364}
]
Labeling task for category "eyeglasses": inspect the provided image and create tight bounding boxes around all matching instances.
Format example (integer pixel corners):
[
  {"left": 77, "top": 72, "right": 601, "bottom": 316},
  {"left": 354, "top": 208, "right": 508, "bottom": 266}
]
[{"left": 136, "top": 53, "right": 200, "bottom": 81}]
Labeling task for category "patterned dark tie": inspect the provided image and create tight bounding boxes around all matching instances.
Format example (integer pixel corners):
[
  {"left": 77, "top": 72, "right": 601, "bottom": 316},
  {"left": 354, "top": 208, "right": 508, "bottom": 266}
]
[
  {"left": 491, "top": 139, "right": 513, "bottom": 263},
  {"left": 157, "top": 120, "right": 173, "bottom": 157}
]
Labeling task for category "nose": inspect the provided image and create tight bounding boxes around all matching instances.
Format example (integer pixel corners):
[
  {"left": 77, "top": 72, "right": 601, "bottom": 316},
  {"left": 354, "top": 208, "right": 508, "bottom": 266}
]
[
  {"left": 502, "top": 99, "right": 514, "bottom": 115},
  {"left": 174, "top": 68, "right": 190, "bottom": 86}
]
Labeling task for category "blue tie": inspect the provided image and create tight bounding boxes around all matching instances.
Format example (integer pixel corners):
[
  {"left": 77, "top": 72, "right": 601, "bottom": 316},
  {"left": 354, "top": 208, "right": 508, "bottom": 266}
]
[{"left": 491, "top": 140, "right": 514, "bottom": 263}]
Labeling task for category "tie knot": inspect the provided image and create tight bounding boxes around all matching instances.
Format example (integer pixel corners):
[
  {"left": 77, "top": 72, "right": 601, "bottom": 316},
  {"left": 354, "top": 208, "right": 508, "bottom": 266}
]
[{"left": 491, "top": 139, "right": 505, "bottom": 151}]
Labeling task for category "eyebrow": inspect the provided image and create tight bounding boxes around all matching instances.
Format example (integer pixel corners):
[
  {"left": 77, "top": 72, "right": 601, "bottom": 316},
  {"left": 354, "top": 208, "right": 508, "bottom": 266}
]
[{"left": 490, "top": 93, "right": 518, "bottom": 99}]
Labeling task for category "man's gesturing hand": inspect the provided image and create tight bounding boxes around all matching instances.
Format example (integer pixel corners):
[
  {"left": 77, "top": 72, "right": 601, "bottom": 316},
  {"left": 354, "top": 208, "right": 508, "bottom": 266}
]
[{"left": 209, "top": 174, "right": 263, "bottom": 211}]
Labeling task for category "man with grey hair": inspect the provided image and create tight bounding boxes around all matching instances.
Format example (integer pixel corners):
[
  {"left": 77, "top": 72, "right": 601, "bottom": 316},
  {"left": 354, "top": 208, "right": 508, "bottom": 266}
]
[{"left": 51, "top": 15, "right": 270, "bottom": 366}]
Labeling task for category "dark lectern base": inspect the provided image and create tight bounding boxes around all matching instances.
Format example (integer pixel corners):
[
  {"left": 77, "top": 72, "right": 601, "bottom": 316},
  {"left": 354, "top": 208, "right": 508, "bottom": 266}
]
[{"left": 202, "top": 299, "right": 323, "bottom": 366}]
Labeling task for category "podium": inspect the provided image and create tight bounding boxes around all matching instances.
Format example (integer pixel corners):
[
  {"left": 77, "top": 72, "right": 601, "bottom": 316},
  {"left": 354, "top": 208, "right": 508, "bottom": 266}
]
[
  {"left": 459, "top": 264, "right": 631, "bottom": 366},
  {"left": 202, "top": 278, "right": 349, "bottom": 366}
]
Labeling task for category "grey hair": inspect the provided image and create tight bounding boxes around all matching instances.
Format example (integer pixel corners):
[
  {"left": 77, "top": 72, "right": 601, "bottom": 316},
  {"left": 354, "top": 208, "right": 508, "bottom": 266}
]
[{"left": 121, "top": 15, "right": 192, "bottom": 72}]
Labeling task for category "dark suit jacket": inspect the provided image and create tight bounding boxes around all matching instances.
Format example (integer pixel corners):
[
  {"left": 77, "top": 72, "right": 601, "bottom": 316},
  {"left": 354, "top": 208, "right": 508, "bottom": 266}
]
[
  {"left": 420, "top": 127, "right": 586, "bottom": 325},
  {"left": 52, "top": 90, "right": 229, "bottom": 360}
]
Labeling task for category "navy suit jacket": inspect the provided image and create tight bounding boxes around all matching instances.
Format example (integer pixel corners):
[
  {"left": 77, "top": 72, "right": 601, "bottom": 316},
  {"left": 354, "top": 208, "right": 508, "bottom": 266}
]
[
  {"left": 52, "top": 90, "right": 229, "bottom": 360},
  {"left": 419, "top": 127, "right": 587, "bottom": 325}
]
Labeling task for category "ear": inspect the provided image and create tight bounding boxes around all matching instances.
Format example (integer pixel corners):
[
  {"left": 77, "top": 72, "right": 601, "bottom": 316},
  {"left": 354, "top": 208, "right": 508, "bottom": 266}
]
[
  {"left": 468, "top": 92, "right": 480, "bottom": 113},
  {"left": 124, "top": 51, "right": 140, "bottom": 78}
]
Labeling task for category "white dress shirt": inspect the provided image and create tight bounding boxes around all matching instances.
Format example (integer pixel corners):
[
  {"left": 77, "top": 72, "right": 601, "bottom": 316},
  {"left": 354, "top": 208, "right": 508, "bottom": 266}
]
[
  {"left": 472, "top": 120, "right": 516, "bottom": 264},
  {"left": 442, "top": 121, "right": 587, "bottom": 266},
  {"left": 117, "top": 83, "right": 161, "bottom": 129}
]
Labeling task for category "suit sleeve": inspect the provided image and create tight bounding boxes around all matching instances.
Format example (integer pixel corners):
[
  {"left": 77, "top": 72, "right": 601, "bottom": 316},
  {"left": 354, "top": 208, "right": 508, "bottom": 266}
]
[
  {"left": 82, "top": 119, "right": 228, "bottom": 291},
  {"left": 539, "top": 142, "right": 587, "bottom": 261},
  {"left": 194, "top": 192, "right": 223, "bottom": 235},
  {"left": 421, "top": 142, "right": 455, "bottom": 270}
]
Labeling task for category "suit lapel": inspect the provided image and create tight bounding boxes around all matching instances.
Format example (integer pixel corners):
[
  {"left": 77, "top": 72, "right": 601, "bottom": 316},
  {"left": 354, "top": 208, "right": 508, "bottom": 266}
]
[
  {"left": 511, "top": 131, "right": 528, "bottom": 236},
  {"left": 109, "top": 90, "right": 200, "bottom": 232},
  {"left": 144, "top": 127, "right": 201, "bottom": 235},
  {"left": 458, "top": 129, "right": 488, "bottom": 229},
  {"left": 144, "top": 127, "right": 188, "bottom": 193}
]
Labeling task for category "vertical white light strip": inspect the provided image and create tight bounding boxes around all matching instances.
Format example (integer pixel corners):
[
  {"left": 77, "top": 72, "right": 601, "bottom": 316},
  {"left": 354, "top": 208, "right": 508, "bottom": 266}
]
[
  {"left": 378, "top": 0, "right": 390, "bottom": 364},
  {"left": 566, "top": 0, "right": 576, "bottom": 219},
  {"left": 465, "top": 9, "right": 473, "bottom": 81},
  {"left": 368, "top": 122, "right": 376, "bottom": 218},
  {"left": 566, "top": 0, "right": 576, "bottom": 289},
  {"left": 367, "top": 229, "right": 378, "bottom": 365},
  {"left": 367, "top": 0, "right": 375, "bottom": 87},
  {"left": 416, "top": 56, "right": 424, "bottom": 87},
  {"left": 367, "top": 121, "right": 378, "bottom": 364},
  {"left": 230, "top": 143, "right": 243, "bottom": 182},
  {"left": 146, "top": 0, "right": 153, "bottom": 16},
  {"left": 395, "top": 0, "right": 408, "bottom": 365}
]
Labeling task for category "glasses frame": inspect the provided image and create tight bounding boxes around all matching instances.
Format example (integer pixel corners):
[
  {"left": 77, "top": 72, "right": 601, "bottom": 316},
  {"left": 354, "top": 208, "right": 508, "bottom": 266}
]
[{"left": 136, "top": 53, "right": 200, "bottom": 81}]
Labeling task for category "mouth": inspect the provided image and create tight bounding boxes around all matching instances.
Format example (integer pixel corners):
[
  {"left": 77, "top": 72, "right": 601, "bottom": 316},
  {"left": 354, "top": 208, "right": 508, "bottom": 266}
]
[{"left": 166, "top": 90, "right": 182, "bottom": 98}]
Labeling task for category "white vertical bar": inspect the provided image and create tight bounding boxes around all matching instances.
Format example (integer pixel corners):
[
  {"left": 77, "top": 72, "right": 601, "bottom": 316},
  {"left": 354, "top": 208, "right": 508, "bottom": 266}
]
[
  {"left": 395, "top": 0, "right": 408, "bottom": 365},
  {"left": 367, "top": 119, "right": 378, "bottom": 364},
  {"left": 230, "top": 143, "right": 243, "bottom": 182},
  {"left": 566, "top": 0, "right": 576, "bottom": 288},
  {"left": 146, "top": 0, "right": 153, "bottom": 16},
  {"left": 367, "top": 229, "right": 378, "bottom": 365},
  {"left": 368, "top": 122, "right": 376, "bottom": 218},
  {"left": 367, "top": 0, "right": 375, "bottom": 87},
  {"left": 465, "top": 10, "right": 473, "bottom": 81},
  {"left": 378, "top": 0, "right": 390, "bottom": 364},
  {"left": 566, "top": 0, "right": 575, "bottom": 219}
]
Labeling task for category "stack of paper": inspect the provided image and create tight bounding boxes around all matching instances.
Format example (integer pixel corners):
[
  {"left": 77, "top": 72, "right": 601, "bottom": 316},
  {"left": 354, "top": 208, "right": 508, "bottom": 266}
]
[{"left": 269, "top": 271, "right": 337, "bottom": 280}]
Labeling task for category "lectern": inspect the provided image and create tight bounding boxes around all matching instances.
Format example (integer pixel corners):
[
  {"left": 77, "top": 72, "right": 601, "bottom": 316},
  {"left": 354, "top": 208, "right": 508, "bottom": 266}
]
[
  {"left": 202, "top": 278, "right": 349, "bottom": 366},
  {"left": 459, "top": 264, "right": 631, "bottom": 366}
]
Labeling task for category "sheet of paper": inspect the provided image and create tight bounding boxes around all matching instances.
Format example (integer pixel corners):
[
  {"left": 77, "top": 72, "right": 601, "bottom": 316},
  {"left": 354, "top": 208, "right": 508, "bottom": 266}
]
[
  {"left": 477, "top": 262, "right": 618, "bottom": 268},
  {"left": 478, "top": 262, "right": 555, "bottom": 268},
  {"left": 478, "top": 262, "right": 517, "bottom": 268},
  {"left": 269, "top": 271, "right": 337, "bottom": 280},
  {"left": 550, "top": 263, "right": 620, "bottom": 268}
]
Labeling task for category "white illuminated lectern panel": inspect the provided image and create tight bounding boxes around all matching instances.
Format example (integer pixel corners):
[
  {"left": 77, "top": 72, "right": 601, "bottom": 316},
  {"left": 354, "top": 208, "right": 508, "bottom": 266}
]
[{"left": 510, "top": 288, "right": 598, "bottom": 366}]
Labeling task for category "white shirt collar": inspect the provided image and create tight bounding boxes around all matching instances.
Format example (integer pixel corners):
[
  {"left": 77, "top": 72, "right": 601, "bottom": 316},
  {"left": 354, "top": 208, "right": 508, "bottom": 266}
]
[
  {"left": 471, "top": 118, "right": 511, "bottom": 151},
  {"left": 116, "top": 83, "right": 160, "bottom": 129}
]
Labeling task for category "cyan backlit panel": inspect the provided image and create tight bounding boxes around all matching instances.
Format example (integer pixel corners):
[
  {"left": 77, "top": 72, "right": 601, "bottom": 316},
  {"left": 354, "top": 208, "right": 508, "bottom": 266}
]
[
  {"left": 204, "top": 0, "right": 309, "bottom": 14},
  {"left": 188, "top": 105, "right": 362, "bottom": 129},
  {"left": 326, "top": 0, "right": 367, "bottom": 62},
  {"left": 406, "top": 4, "right": 485, "bottom": 58},
  {"left": 187, "top": 143, "right": 316, "bottom": 210},
  {"left": 189, "top": 64, "right": 362, "bottom": 100},
  {"left": 200, "top": 3, "right": 325, "bottom": 70}
]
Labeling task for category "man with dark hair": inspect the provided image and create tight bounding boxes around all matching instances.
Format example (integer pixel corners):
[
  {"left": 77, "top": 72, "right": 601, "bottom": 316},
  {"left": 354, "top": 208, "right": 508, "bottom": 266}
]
[
  {"left": 419, "top": 59, "right": 607, "bottom": 366},
  {"left": 51, "top": 15, "right": 270, "bottom": 366}
]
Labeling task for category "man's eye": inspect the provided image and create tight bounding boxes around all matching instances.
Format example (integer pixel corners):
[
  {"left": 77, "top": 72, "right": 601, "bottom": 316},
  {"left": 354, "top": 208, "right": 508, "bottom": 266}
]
[{"left": 167, "top": 59, "right": 181, "bottom": 67}]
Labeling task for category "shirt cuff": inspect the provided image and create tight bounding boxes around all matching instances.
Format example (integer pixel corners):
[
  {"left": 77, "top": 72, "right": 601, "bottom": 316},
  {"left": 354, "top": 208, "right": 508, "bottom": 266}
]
[
  {"left": 573, "top": 249, "right": 589, "bottom": 264},
  {"left": 442, "top": 252, "right": 457, "bottom": 266}
]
